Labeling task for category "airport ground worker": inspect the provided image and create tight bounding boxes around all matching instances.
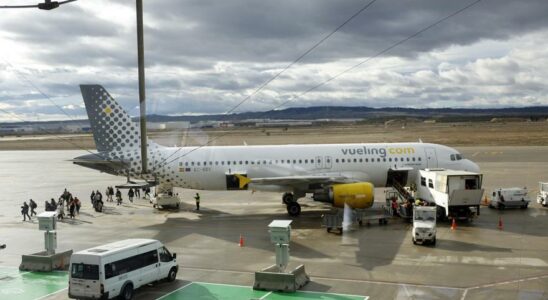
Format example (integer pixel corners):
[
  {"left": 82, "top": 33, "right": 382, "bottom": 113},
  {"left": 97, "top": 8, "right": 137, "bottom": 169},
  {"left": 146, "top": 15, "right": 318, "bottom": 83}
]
[
  {"left": 21, "top": 201, "right": 31, "bottom": 221},
  {"left": 194, "top": 193, "right": 200, "bottom": 210}
]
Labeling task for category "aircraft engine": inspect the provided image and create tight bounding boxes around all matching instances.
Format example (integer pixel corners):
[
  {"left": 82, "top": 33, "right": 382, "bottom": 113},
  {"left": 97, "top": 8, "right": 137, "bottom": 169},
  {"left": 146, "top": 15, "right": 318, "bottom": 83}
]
[{"left": 313, "top": 182, "right": 375, "bottom": 209}]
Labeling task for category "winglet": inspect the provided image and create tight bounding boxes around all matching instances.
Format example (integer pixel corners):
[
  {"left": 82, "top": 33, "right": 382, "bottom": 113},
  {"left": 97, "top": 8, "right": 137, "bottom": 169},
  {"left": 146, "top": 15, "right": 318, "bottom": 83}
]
[{"left": 235, "top": 174, "right": 251, "bottom": 189}]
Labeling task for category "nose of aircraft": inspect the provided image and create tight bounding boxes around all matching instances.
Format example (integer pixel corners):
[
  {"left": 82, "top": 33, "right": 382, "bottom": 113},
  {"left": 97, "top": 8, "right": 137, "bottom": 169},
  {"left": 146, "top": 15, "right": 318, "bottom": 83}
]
[{"left": 465, "top": 159, "right": 481, "bottom": 173}]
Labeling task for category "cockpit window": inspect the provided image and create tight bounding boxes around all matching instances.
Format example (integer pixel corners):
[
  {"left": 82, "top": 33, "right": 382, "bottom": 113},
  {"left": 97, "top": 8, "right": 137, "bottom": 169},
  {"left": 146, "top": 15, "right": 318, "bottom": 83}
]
[{"left": 450, "top": 154, "right": 464, "bottom": 161}]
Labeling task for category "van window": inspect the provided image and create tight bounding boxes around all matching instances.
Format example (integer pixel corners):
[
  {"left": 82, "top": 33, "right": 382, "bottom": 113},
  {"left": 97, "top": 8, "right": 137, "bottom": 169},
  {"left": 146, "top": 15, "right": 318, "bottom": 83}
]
[
  {"left": 428, "top": 179, "right": 434, "bottom": 189},
  {"left": 104, "top": 250, "right": 158, "bottom": 279},
  {"left": 420, "top": 177, "right": 426, "bottom": 186},
  {"left": 158, "top": 247, "right": 172, "bottom": 262},
  {"left": 71, "top": 263, "right": 99, "bottom": 280}
]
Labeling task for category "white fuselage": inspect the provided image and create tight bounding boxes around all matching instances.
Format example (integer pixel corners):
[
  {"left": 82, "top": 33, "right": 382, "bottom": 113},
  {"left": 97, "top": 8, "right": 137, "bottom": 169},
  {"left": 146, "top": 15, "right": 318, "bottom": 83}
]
[{"left": 145, "top": 142, "right": 479, "bottom": 192}]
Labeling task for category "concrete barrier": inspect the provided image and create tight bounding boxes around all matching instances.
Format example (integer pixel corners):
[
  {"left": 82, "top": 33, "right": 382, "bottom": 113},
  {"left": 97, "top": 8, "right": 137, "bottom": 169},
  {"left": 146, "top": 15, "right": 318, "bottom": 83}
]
[
  {"left": 253, "top": 264, "right": 309, "bottom": 292},
  {"left": 20, "top": 250, "right": 73, "bottom": 272}
]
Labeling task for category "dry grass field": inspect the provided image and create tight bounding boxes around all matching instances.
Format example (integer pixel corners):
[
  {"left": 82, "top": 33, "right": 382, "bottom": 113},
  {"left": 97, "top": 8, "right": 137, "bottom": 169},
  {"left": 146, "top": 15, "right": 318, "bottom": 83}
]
[{"left": 1, "top": 121, "right": 548, "bottom": 150}]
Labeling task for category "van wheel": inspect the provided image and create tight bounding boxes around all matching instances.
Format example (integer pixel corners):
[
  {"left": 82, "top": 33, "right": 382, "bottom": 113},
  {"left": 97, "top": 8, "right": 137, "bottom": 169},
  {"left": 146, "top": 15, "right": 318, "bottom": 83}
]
[
  {"left": 167, "top": 267, "right": 177, "bottom": 282},
  {"left": 120, "top": 283, "right": 133, "bottom": 300}
]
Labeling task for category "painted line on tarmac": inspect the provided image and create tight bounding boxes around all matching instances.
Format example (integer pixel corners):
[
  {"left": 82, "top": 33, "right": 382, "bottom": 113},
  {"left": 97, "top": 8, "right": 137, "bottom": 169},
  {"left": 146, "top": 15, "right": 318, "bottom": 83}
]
[
  {"left": 258, "top": 291, "right": 272, "bottom": 299},
  {"left": 295, "top": 289, "right": 369, "bottom": 299},
  {"left": 155, "top": 282, "right": 194, "bottom": 300},
  {"left": 311, "top": 275, "right": 462, "bottom": 291},
  {"left": 183, "top": 266, "right": 462, "bottom": 292},
  {"left": 35, "top": 287, "right": 68, "bottom": 300},
  {"left": 460, "top": 274, "right": 548, "bottom": 300}
]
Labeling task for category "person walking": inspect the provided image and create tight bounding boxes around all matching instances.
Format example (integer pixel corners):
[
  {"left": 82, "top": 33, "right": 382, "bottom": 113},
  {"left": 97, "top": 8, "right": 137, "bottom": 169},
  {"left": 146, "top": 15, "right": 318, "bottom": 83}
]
[
  {"left": 128, "top": 188, "right": 135, "bottom": 203},
  {"left": 29, "top": 199, "right": 37, "bottom": 217},
  {"left": 109, "top": 186, "right": 114, "bottom": 202},
  {"left": 116, "top": 189, "right": 122, "bottom": 205},
  {"left": 57, "top": 200, "right": 64, "bottom": 220},
  {"left": 194, "top": 193, "right": 201, "bottom": 211},
  {"left": 135, "top": 187, "right": 140, "bottom": 199},
  {"left": 105, "top": 187, "right": 110, "bottom": 202},
  {"left": 90, "top": 191, "right": 96, "bottom": 204},
  {"left": 74, "top": 197, "right": 81, "bottom": 215},
  {"left": 144, "top": 187, "right": 151, "bottom": 200},
  {"left": 68, "top": 198, "right": 76, "bottom": 219},
  {"left": 50, "top": 198, "right": 57, "bottom": 211},
  {"left": 21, "top": 202, "right": 31, "bottom": 221}
]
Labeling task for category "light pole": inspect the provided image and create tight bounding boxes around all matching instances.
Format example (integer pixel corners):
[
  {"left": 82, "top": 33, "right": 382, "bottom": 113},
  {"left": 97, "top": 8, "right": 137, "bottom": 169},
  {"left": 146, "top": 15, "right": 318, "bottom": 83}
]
[{"left": 136, "top": 0, "right": 148, "bottom": 174}]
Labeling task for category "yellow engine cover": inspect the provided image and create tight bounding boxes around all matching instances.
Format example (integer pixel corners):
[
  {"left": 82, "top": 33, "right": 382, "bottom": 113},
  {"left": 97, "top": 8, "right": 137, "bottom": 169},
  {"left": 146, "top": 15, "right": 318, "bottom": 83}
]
[{"left": 332, "top": 182, "right": 375, "bottom": 209}]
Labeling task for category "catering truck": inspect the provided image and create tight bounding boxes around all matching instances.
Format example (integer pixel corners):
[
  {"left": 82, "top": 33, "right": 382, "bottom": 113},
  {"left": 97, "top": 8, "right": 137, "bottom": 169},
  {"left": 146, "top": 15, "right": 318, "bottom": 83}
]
[
  {"left": 415, "top": 169, "right": 484, "bottom": 221},
  {"left": 69, "top": 239, "right": 178, "bottom": 300}
]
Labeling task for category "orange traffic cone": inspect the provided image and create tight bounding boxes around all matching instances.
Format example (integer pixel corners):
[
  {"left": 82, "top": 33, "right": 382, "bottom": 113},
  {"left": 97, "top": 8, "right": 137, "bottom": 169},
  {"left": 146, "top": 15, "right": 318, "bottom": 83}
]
[
  {"left": 451, "top": 218, "right": 457, "bottom": 230},
  {"left": 239, "top": 234, "right": 244, "bottom": 247},
  {"left": 498, "top": 216, "right": 503, "bottom": 230}
]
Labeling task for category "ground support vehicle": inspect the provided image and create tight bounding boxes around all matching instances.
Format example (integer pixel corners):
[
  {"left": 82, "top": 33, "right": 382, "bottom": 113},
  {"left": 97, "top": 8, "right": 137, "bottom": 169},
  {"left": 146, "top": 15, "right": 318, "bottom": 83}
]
[
  {"left": 415, "top": 169, "right": 484, "bottom": 221},
  {"left": 152, "top": 193, "right": 181, "bottom": 209},
  {"left": 69, "top": 239, "right": 178, "bottom": 300},
  {"left": 537, "top": 182, "right": 548, "bottom": 207},
  {"left": 489, "top": 188, "right": 530, "bottom": 209},
  {"left": 412, "top": 206, "right": 437, "bottom": 246},
  {"left": 322, "top": 206, "right": 390, "bottom": 234}
]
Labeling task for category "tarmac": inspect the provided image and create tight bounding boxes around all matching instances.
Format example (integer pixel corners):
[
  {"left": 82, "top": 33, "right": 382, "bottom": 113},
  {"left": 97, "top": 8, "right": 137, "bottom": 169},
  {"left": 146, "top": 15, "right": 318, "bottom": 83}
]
[{"left": 0, "top": 146, "right": 547, "bottom": 299}]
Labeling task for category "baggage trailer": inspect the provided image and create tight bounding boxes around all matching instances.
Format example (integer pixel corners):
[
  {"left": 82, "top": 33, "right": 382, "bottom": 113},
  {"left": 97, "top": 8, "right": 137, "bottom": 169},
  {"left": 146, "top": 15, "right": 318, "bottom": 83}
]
[
  {"left": 490, "top": 187, "right": 530, "bottom": 209},
  {"left": 415, "top": 169, "right": 484, "bottom": 221},
  {"left": 322, "top": 206, "right": 390, "bottom": 234},
  {"left": 537, "top": 182, "right": 548, "bottom": 207}
]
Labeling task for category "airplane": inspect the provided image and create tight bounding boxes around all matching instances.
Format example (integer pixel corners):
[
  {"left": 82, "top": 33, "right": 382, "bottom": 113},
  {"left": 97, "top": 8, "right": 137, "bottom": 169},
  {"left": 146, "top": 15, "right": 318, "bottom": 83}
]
[{"left": 74, "top": 84, "right": 480, "bottom": 216}]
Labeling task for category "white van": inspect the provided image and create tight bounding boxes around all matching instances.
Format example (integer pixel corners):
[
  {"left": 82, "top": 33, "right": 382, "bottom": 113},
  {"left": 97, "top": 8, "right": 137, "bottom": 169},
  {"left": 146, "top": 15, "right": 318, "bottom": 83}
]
[
  {"left": 490, "top": 188, "right": 530, "bottom": 209},
  {"left": 69, "top": 239, "right": 178, "bottom": 300}
]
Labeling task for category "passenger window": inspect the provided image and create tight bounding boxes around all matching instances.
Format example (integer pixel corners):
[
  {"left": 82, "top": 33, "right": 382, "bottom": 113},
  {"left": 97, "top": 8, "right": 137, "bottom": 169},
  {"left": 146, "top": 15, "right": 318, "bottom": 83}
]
[
  {"left": 406, "top": 157, "right": 410, "bottom": 162},
  {"left": 394, "top": 158, "right": 397, "bottom": 162},
  {"left": 412, "top": 157, "right": 416, "bottom": 161},
  {"left": 335, "top": 159, "right": 339, "bottom": 163},
  {"left": 293, "top": 160, "right": 296, "bottom": 164},
  {"left": 191, "top": 162, "right": 195, "bottom": 166},
  {"left": 197, "top": 162, "right": 201, "bottom": 166},
  {"left": 389, "top": 158, "right": 392, "bottom": 162},
  {"left": 185, "top": 162, "right": 189, "bottom": 166},
  {"left": 383, "top": 158, "right": 386, "bottom": 162},
  {"left": 377, "top": 158, "right": 381, "bottom": 162},
  {"left": 304, "top": 159, "right": 308, "bottom": 163},
  {"left": 342, "top": 159, "right": 345, "bottom": 163},
  {"left": 299, "top": 160, "right": 302, "bottom": 164},
  {"left": 365, "top": 158, "right": 368, "bottom": 162},
  {"left": 227, "top": 161, "right": 231, "bottom": 165},
  {"left": 418, "top": 157, "right": 421, "bottom": 161},
  {"left": 359, "top": 158, "right": 362, "bottom": 163},
  {"left": 221, "top": 161, "right": 225, "bottom": 165},
  {"left": 215, "top": 161, "right": 218, "bottom": 165},
  {"left": 245, "top": 161, "right": 249, "bottom": 164}
]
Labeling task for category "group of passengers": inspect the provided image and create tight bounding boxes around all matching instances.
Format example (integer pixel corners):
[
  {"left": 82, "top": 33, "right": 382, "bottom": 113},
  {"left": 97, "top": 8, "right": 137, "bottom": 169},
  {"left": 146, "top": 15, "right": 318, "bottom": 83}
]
[{"left": 21, "top": 188, "right": 81, "bottom": 221}]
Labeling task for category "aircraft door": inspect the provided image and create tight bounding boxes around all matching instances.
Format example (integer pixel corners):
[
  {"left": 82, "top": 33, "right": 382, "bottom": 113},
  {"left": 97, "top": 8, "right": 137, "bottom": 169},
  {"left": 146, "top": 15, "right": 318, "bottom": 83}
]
[
  {"left": 425, "top": 147, "right": 438, "bottom": 168},
  {"left": 325, "top": 156, "right": 333, "bottom": 169},
  {"left": 315, "top": 156, "right": 323, "bottom": 169}
]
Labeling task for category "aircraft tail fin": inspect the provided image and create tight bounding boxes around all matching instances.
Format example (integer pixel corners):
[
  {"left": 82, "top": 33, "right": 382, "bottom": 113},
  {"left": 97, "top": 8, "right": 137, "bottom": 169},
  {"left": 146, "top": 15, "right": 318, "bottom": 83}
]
[{"left": 80, "top": 84, "right": 141, "bottom": 153}]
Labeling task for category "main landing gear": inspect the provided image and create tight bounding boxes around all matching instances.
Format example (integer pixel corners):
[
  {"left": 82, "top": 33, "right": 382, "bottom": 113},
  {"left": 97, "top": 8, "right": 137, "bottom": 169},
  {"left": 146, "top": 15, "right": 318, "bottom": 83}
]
[{"left": 283, "top": 192, "right": 301, "bottom": 216}]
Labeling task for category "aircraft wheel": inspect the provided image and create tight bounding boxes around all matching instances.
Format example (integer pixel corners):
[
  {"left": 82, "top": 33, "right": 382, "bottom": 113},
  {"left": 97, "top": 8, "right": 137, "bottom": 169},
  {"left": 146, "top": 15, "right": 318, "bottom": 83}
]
[
  {"left": 286, "top": 202, "right": 301, "bottom": 216},
  {"left": 282, "top": 193, "right": 294, "bottom": 205}
]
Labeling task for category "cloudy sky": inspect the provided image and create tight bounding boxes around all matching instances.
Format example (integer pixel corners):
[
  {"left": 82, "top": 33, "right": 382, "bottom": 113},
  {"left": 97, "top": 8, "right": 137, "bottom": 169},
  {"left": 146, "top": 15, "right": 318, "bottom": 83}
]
[{"left": 0, "top": 0, "right": 547, "bottom": 122}]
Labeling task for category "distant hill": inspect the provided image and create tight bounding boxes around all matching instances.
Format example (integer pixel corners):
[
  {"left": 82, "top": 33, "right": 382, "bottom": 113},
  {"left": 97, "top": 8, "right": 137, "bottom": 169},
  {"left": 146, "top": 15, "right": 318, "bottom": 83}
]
[
  {"left": 2, "top": 106, "right": 548, "bottom": 126},
  {"left": 145, "top": 106, "right": 548, "bottom": 123}
]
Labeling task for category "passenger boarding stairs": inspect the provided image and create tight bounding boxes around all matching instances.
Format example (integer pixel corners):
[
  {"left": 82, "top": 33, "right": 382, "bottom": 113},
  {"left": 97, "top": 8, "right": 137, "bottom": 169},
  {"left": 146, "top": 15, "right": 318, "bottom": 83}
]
[{"left": 391, "top": 181, "right": 414, "bottom": 203}]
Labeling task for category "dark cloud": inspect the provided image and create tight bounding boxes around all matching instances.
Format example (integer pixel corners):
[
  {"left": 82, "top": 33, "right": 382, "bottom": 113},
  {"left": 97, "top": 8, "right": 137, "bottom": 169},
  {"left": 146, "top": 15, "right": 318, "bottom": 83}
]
[{"left": 0, "top": 0, "right": 547, "bottom": 121}]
